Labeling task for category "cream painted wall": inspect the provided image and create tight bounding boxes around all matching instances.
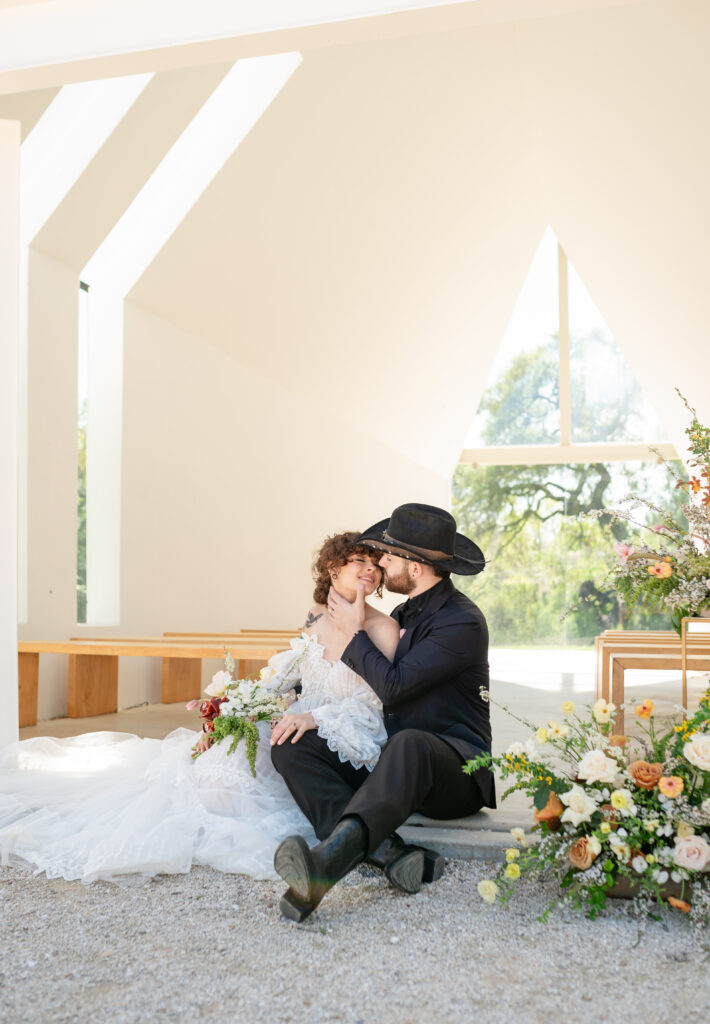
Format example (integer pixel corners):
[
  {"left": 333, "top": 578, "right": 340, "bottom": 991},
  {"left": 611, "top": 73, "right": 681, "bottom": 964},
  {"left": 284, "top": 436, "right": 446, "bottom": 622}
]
[
  {"left": 0, "top": 121, "right": 20, "bottom": 747},
  {"left": 115, "top": 302, "right": 449, "bottom": 708},
  {"left": 514, "top": 0, "right": 710, "bottom": 449},
  {"left": 17, "top": 249, "right": 79, "bottom": 721},
  {"left": 129, "top": 26, "right": 546, "bottom": 477}
]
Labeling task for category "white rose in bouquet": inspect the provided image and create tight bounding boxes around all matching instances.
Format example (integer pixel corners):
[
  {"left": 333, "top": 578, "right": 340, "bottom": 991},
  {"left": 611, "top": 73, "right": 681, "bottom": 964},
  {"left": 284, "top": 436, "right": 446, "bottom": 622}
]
[
  {"left": 576, "top": 749, "right": 619, "bottom": 785},
  {"left": 683, "top": 733, "right": 710, "bottom": 771},
  {"left": 205, "top": 670, "right": 232, "bottom": 697},
  {"left": 559, "top": 785, "right": 597, "bottom": 826},
  {"left": 673, "top": 834, "right": 710, "bottom": 872}
]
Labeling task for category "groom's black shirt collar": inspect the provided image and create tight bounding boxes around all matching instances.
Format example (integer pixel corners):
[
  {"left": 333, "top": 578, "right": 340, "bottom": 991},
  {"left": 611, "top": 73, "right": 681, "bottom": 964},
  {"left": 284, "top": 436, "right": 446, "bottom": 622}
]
[{"left": 391, "top": 577, "right": 450, "bottom": 628}]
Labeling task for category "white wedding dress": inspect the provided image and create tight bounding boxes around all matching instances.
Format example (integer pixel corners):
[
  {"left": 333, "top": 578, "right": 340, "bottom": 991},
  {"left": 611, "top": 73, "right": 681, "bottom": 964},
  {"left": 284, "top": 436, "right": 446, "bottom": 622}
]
[{"left": 0, "top": 635, "right": 387, "bottom": 884}]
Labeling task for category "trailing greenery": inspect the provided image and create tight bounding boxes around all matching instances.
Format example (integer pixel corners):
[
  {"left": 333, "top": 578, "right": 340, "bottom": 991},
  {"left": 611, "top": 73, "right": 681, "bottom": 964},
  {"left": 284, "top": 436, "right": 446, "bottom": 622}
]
[{"left": 211, "top": 716, "right": 261, "bottom": 777}]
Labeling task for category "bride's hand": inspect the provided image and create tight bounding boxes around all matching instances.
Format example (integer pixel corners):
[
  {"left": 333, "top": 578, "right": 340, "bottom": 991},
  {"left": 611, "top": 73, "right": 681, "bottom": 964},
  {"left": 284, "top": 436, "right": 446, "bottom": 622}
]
[{"left": 270, "top": 712, "right": 316, "bottom": 746}]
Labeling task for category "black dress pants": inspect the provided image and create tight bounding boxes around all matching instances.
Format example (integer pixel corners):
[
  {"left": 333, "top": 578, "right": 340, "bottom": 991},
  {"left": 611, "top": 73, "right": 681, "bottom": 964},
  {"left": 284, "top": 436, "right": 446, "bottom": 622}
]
[{"left": 271, "top": 727, "right": 484, "bottom": 853}]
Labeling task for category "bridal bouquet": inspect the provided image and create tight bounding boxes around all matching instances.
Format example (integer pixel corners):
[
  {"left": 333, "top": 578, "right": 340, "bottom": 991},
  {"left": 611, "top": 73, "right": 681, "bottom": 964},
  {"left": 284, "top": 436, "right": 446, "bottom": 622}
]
[
  {"left": 188, "top": 650, "right": 298, "bottom": 776},
  {"left": 572, "top": 391, "right": 710, "bottom": 632},
  {"left": 466, "top": 686, "right": 710, "bottom": 928}
]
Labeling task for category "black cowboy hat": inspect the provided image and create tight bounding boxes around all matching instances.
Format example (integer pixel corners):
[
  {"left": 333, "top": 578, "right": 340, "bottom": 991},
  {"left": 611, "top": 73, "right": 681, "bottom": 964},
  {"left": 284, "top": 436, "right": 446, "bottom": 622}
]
[{"left": 357, "top": 503, "right": 485, "bottom": 576}]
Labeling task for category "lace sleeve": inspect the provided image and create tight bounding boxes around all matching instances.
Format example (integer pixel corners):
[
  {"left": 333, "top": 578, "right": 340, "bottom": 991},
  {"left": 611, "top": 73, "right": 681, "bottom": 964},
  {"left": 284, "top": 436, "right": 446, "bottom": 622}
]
[
  {"left": 311, "top": 686, "right": 388, "bottom": 772},
  {"left": 261, "top": 637, "right": 309, "bottom": 694}
]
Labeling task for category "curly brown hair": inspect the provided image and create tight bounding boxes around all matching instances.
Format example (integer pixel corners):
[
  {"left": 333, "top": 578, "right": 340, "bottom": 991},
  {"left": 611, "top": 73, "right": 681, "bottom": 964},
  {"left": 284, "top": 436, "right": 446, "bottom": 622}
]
[{"left": 312, "top": 532, "right": 384, "bottom": 605}]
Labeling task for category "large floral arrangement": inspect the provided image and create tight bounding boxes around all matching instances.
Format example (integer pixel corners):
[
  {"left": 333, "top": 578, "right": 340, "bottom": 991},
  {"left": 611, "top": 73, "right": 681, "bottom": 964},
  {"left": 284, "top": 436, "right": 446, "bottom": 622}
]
[
  {"left": 187, "top": 650, "right": 299, "bottom": 776},
  {"left": 465, "top": 686, "right": 710, "bottom": 927},
  {"left": 575, "top": 391, "right": 710, "bottom": 632}
]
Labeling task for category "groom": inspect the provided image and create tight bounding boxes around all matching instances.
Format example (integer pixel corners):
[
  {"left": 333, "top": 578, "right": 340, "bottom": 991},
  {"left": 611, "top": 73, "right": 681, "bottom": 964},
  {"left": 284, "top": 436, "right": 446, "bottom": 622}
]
[{"left": 271, "top": 503, "right": 495, "bottom": 921}]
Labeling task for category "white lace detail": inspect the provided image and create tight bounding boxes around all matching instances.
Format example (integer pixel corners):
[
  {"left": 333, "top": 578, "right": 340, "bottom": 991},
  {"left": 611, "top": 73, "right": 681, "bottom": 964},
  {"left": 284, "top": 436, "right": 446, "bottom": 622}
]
[{"left": 286, "top": 634, "right": 386, "bottom": 771}]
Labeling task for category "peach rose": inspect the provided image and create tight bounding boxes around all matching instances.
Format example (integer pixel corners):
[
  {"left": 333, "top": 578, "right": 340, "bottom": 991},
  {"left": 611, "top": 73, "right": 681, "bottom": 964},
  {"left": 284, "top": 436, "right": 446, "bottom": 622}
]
[
  {"left": 569, "top": 837, "right": 599, "bottom": 871},
  {"left": 667, "top": 897, "right": 691, "bottom": 913},
  {"left": 658, "top": 776, "right": 684, "bottom": 798},
  {"left": 534, "top": 792, "right": 564, "bottom": 829},
  {"left": 629, "top": 760, "right": 663, "bottom": 790}
]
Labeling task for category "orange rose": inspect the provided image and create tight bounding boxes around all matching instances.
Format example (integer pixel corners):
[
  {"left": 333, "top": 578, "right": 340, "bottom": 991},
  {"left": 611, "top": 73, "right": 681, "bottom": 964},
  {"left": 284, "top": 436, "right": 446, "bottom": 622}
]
[
  {"left": 658, "top": 776, "right": 684, "bottom": 798},
  {"left": 629, "top": 760, "right": 663, "bottom": 790},
  {"left": 534, "top": 792, "right": 563, "bottom": 830},
  {"left": 568, "top": 837, "right": 599, "bottom": 871},
  {"left": 667, "top": 897, "right": 691, "bottom": 913},
  {"left": 635, "top": 699, "right": 655, "bottom": 719}
]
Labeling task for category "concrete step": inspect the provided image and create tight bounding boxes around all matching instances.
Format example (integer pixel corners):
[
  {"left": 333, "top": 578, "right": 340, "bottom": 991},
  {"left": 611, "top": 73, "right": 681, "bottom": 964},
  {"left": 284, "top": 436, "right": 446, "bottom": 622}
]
[
  {"left": 400, "top": 808, "right": 534, "bottom": 862},
  {"left": 398, "top": 824, "right": 511, "bottom": 862}
]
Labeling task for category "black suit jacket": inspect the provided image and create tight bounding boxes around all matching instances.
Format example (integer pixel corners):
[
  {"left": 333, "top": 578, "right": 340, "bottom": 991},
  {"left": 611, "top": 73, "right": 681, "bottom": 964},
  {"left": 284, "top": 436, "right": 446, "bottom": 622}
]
[{"left": 341, "top": 579, "right": 495, "bottom": 808}]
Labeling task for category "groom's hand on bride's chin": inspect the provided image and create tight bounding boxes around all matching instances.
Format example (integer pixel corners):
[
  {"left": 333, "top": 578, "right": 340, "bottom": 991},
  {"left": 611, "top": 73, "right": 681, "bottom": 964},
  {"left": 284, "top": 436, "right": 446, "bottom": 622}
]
[{"left": 327, "top": 583, "right": 366, "bottom": 638}]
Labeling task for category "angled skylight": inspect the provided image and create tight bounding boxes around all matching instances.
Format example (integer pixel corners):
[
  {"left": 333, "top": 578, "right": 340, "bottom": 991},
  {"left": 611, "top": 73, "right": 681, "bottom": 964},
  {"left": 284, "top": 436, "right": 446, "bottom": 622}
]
[
  {"left": 20, "top": 73, "right": 153, "bottom": 243},
  {"left": 83, "top": 52, "right": 302, "bottom": 293},
  {"left": 80, "top": 52, "right": 302, "bottom": 624}
]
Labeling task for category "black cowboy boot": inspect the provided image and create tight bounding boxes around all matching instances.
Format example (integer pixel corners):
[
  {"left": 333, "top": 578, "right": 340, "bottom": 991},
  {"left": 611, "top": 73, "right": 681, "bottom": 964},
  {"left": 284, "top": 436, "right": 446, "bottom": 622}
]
[
  {"left": 275, "top": 817, "right": 368, "bottom": 922},
  {"left": 366, "top": 835, "right": 425, "bottom": 894}
]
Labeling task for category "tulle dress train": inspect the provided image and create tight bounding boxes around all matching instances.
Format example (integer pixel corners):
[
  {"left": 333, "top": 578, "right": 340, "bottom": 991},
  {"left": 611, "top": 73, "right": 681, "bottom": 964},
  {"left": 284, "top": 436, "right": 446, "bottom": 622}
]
[{"left": 0, "top": 635, "right": 387, "bottom": 884}]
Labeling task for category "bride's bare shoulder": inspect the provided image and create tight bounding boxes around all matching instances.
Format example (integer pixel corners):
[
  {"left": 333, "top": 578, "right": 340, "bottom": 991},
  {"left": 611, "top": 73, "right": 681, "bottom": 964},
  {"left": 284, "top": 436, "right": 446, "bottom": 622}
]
[
  {"left": 302, "top": 604, "right": 327, "bottom": 636},
  {"left": 364, "top": 607, "right": 399, "bottom": 656}
]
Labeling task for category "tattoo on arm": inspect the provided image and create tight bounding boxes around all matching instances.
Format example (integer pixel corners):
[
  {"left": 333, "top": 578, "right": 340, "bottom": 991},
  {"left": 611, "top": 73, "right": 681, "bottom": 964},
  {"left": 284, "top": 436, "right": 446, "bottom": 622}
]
[{"left": 303, "top": 611, "right": 323, "bottom": 631}]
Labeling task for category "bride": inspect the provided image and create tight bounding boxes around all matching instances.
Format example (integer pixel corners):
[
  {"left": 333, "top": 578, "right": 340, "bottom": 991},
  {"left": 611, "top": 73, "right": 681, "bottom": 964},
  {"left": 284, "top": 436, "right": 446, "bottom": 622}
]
[{"left": 0, "top": 532, "right": 400, "bottom": 884}]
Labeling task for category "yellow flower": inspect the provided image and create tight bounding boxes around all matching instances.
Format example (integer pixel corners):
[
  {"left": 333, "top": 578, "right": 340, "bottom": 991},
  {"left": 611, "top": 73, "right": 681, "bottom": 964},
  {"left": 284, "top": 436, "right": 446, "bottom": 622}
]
[
  {"left": 593, "top": 699, "right": 616, "bottom": 724},
  {"left": 635, "top": 699, "right": 655, "bottom": 719},
  {"left": 658, "top": 776, "right": 684, "bottom": 798},
  {"left": 505, "top": 848, "right": 520, "bottom": 862},
  {"left": 504, "top": 863, "right": 521, "bottom": 880},
  {"left": 548, "top": 720, "right": 569, "bottom": 739},
  {"left": 610, "top": 789, "right": 632, "bottom": 811},
  {"left": 588, "top": 835, "right": 602, "bottom": 856},
  {"left": 477, "top": 880, "right": 499, "bottom": 904},
  {"left": 561, "top": 701, "right": 575, "bottom": 715},
  {"left": 644, "top": 819, "right": 660, "bottom": 832},
  {"left": 536, "top": 727, "right": 549, "bottom": 745},
  {"left": 600, "top": 822, "right": 611, "bottom": 835},
  {"left": 677, "top": 822, "right": 695, "bottom": 838},
  {"left": 646, "top": 854, "right": 656, "bottom": 864},
  {"left": 510, "top": 827, "right": 527, "bottom": 847}
]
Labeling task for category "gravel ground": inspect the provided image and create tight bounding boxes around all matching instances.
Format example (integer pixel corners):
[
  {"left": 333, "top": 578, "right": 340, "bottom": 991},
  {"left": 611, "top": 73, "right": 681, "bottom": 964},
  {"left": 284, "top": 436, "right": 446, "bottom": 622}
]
[{"left": 2, "top": 860, "right": 709, "bottom": 1024}]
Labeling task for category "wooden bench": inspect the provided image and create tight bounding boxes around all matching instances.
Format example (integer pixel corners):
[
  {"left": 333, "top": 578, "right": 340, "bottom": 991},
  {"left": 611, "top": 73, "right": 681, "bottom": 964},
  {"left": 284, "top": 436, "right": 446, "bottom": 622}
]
[
  {"left": 69, "top": 631, "right": 301, "bottom": 705},
  {"left": 595, "top": 622, "right": 710, "bottom": 730},
  {"left": 18, "top": 637, "right": 291, "bottom": 728}
]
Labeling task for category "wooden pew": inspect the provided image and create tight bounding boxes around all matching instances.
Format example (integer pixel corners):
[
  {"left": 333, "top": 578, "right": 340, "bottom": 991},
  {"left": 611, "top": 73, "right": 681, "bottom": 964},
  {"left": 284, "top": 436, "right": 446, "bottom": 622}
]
[
  {"left": 595, "top": 622, "right": 710, "bottom": 730},
  {"left": 18, "top": 638, "right": 290, "bottom": 726},
  {"left": 69, "top": 632, "right": 299, "bottom": 704}
]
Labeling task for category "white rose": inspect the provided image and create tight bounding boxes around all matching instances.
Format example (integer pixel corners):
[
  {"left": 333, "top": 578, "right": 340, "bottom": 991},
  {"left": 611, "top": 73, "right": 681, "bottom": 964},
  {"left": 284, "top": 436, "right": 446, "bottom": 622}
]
[
  {"left": 260, "top": 665, "right": 276, "bottom": 682},
  {"left": 684, "top": 733, "right": 710, "bottom": 771},
  {"left": 559, "top": 785, "right": 597, "bottom": 827},
  {"left": 631, "top": 855, "right": 648, "bottom": 874},
  {"left": 205, "top": 670, "right": 232, "bottom": 697},
  {"left": 506, "top": 742, "right": 524, "bottom": 756},
  {"left": 673, "top": 835, "right": 710, "bottom": 872},
  {"left": 576, "top": 749, "right": 619, "bottom": 785},
  {"left": 610, "top": 839, "right": 631, "bottom": 863}
]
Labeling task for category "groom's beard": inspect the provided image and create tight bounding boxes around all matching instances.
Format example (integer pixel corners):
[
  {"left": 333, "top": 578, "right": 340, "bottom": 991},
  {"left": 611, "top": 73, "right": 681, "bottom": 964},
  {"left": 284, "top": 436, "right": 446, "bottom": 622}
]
[{"left": 383, "top": 566, "right": 416, "bottom": 595}]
